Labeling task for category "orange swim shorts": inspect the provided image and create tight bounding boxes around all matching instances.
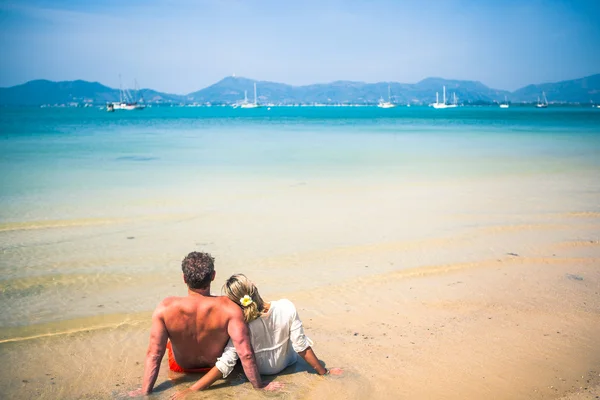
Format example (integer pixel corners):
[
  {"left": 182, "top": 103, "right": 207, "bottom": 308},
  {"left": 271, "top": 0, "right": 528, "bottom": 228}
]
[{"left": 166, "top": 341, "right": 212, "bottom": 373}]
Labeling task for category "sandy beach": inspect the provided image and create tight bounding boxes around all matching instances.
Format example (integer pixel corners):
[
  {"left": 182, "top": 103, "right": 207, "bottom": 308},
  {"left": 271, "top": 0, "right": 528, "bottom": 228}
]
[
  {"left": 1, "top": 0, "right": 600, "bottom": 394},
  {"left": 1, "top": 169, "right": 599, "bottom": 399}
]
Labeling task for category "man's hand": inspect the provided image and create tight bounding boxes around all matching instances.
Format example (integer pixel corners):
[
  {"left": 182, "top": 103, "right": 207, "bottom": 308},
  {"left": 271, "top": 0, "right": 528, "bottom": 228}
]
[
  {"left": 263, "top": 381, "right": 285, "bottom": 391},
  {"left": 128, "top": 387, "right": 145, "bottom": 397},
  {"left": 169, "top": 387, "right": 193, "bottom": 400}
]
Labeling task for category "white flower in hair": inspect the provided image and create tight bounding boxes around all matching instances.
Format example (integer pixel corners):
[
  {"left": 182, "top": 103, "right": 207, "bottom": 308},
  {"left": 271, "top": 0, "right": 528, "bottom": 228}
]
[{"left": 240, "top": 295, "right": 253, "bottom": 307}]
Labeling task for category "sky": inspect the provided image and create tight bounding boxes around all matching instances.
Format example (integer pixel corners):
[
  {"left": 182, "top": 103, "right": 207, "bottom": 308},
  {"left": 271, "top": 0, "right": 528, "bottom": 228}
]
[{"left": 0, "top": 0, "right": 599, "bottom": 93}]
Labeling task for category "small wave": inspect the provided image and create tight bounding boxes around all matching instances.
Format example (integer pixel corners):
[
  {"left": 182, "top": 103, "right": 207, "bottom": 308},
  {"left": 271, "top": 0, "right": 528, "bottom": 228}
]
[
  {"left": 0, "top": 312, "right": 150, "bottom": 344},
  {"left": 564, "top": 211, "right": 600, "bottom": 218},
  {"left": 554, "top": 240, "right": 600, "bottom": 248},
  {"left": 0, "top": 213, "right": 194, "bottom": 233},
  {"left": 342, "top": 255, "right": 599, "bottom": 288},
  {"left": 0, "top": 218, "right": 127, "bottom": 232},
  {"left": 115, "top": 156, "right": 159, "bottom": 162},
  {"left": 0, "top": 273, "right": 138, "bottom": 297}
]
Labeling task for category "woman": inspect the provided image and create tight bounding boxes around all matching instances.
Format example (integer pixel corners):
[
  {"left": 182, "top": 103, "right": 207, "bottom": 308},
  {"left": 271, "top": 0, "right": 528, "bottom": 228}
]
[{"left": 180, "top": 274, "right": 341, "bottom": 393}]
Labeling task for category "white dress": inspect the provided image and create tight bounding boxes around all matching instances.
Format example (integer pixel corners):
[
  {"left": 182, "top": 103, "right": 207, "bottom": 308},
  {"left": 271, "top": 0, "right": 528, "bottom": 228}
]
[{"left": 215, "top": 299, "right": 313, "bottom": 377}]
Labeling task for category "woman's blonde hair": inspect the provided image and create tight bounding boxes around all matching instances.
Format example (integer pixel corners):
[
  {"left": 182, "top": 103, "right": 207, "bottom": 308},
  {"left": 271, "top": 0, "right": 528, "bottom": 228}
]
[{"left": 223, "top": 274, "right": 265, "bottom": 323}]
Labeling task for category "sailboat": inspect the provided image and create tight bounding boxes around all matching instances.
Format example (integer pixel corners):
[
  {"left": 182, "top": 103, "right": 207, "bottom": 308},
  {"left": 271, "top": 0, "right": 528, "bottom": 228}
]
[
  {"left": 240, "top": 83, "right": 260, "bottom": 108},
  {"left": 110, "top": 77, "right": 145, "bottom": 111},
  {"left": 500, "top": 95, "right": 509, "bottom": 108},
  {"left": 536, "top": 92, "right": 548, "bottom": 108},
  {"left": 450, "top": 92, "right": 458, "bottom": 108},
  {"left": 377, "top": 85, "right": 396, "bottom": 108},
  {"left": 431, "top": 91, "right": 441, "bottom": 108},
  {"left": 432, "top": 86, "right": 457, "bottom": 109}
]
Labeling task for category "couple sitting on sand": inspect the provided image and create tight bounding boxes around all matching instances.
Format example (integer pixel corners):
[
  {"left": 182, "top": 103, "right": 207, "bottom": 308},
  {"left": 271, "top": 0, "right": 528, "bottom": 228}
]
[{"left": 131, "top": 251, "right": 341, "bottom": 398}]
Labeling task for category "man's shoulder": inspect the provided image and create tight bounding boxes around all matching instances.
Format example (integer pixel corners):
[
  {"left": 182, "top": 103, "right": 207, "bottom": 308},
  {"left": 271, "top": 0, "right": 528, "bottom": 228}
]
[
  {"left": 157, "top": 295, "right": 184, "bottom": 308},
  {"left": 157, "top": 295, "right": 237, "bottom": 312},
  {"left": 153, "top": 295, "right": 192, "bottom": 316},
  {"left": 215, "top": 296, "right": 241, "bottom": 313}
]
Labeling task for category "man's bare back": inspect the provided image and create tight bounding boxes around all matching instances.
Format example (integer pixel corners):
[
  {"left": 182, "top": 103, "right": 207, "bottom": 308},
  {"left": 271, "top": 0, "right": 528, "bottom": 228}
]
[
  {"left": 159, "top": 294, "right": 238, "bottom": 368},
  {"left": 135, "top": 252, "right": 262, "bottom": 395}
]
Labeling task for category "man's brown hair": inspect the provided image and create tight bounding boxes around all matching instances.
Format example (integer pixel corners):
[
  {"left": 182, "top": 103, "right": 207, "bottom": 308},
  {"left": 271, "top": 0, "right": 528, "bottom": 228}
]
[{"left": 182, "top": 252, "right": 215, "bottom": 289}]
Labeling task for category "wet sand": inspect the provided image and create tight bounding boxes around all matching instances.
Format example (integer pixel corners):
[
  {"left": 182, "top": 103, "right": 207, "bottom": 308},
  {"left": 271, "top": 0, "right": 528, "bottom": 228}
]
[
  {"left": 1, "top": 175, "right": 599, "bottom": 399},
  {"left": 1, "top": 239, "right": 599, "bottom": 399}
]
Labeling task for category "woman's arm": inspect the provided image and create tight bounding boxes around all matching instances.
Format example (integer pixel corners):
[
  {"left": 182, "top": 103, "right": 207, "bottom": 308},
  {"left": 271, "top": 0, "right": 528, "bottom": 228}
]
[
  {"left": 169, "top": 339, "right": 238, "bottom": 398},
  {"left": 297, "top": 347, "right": 327, "bottom": 375},
  {"left": 286, "top": 300, "right": 343, "bottom": 376},
  {"left": 169, "top": 367, "right": 223, "bottom": 400},
  {"left": 188, "top": 366, "right": 223, "bottom": 391},
  {"left": 286, "top": 300, "right": 328, "bottom": 375}
]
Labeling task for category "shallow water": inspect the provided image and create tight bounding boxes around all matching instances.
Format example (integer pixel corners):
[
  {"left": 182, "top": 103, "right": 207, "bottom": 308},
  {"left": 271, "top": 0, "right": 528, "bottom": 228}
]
[{"left": 1, "top": 106, "right": 599, "bottom": 332}]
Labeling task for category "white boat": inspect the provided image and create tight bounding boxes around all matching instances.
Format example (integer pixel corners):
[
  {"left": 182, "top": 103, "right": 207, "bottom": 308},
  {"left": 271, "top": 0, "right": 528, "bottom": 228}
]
[
  {"left": 109, "top": 77, "right": 145, "bottom": 111},
  {"left": 240, "top": 83, "right": 261, "bottom": 108},
  {"left": 536, "top": 92, "right": 548, "bottom": 108},
  {"left": 431, "top": 86, "right": 457, "bottom": 109},
  {"left": 449, "top": 92, "right": 458, "bottom": 108},
  {"left": 377, "top": 85, "right": 396, "bottom": 108},
  {"left": 500, "top": 95, "right": 510, "bottom": 108},
  {"left": 235, "top": 90, "right": 248, "bottom": 108},
  {"left": 431, "top": 91, "right": 442, "bottom": 108}
]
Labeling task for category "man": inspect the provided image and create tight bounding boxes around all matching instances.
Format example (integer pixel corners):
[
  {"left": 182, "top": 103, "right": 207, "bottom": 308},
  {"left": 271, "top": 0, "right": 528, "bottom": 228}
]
[{"left": 131, "top": 251, "right": 267, "bottom": 396}]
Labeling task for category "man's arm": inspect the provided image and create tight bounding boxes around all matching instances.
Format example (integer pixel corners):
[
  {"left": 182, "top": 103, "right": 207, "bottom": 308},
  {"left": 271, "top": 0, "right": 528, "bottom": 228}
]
[
  {"left": 141, "top": 305, "right": 169, "bottom": 394},
  {"left": 227, "top": 308, "right": 263, "bottom": 388}
]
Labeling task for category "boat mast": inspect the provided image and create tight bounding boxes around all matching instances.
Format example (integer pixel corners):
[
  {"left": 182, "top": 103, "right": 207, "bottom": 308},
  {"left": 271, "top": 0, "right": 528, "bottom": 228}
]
[
  {"left": 443, "top": 86, "right": 446, "bottom": 105},
  {"left": 119, "top": 74, "right": 123, "bottom": 103},
  {"left": 388, "top": 85, "right": 391, "bottom": 103},
  {"left": 254, "top": 83, "right": 257, "bottom": 106}
]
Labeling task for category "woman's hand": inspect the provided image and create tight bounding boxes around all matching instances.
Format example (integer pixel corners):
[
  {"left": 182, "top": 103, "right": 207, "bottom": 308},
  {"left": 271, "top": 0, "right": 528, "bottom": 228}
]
[
  {"left": 128, "top": 387, "right": 145, "bottom": 397},
  {"left": 327, "top": 367, "right": 344, "bottom": 376},
  {"left": 263, "top": 381, "right": 285, "bottom": 391},
  {"left": 169, "top": 387, "right": 194, "bottom": 400}
]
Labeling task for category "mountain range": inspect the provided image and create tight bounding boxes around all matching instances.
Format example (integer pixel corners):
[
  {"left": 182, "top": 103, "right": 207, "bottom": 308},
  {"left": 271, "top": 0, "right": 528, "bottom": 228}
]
[{"left": 1, "top": 74, "right": 599, "bottom": 106}]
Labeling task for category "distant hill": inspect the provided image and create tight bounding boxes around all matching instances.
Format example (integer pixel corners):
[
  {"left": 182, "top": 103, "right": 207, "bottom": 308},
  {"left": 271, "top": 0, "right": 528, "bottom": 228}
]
[
  {"left": 186, "top": 76, "right": 511, "bottom": 104},
  {"left": 511, "top": 74, "right": 600, "bottom": 103},
  {"left": 1, "top": 74, "right": 599, "bottom": 106},
  {"left": 0, "top": 80, "right": 117, "bottom": 106},
  {"left": 0, "top": 79, "right": 182, "bottom": 106}
]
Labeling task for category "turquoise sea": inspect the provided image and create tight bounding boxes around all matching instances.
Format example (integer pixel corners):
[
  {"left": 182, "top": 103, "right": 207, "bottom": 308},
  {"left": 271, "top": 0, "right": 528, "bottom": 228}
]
[
  {"left": 1, "top": 105, "right": 599, "bottom": 329},
  {"left": 2, "top": 106, "right": 599, "bottom": 206}
]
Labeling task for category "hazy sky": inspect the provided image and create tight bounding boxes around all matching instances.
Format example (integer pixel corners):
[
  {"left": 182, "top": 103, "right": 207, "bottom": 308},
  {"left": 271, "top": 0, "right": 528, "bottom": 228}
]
[{"left": 1, "top": 0, "right": 599, "bottom": 93}]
